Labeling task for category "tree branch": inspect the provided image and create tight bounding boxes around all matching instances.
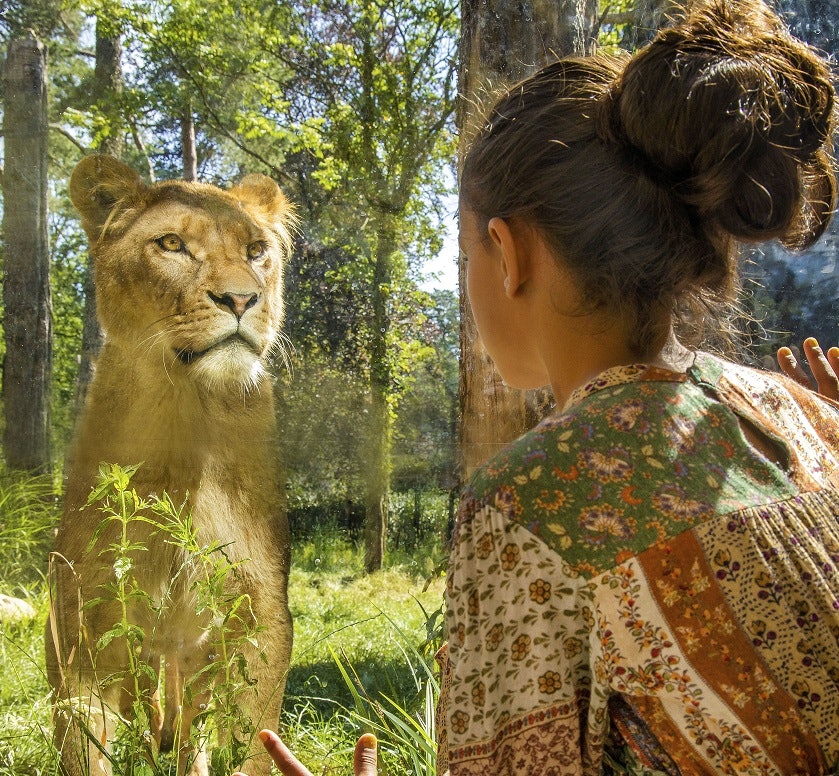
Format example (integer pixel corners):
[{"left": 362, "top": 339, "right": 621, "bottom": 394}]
[
  {"left": 128, "top": 120, "right": 156, "bottom": 182},
  {"left": 164, "top": 49, "right": 297, "bottom": 187},
  {"left": 49, "top": 124, "right": 89, "bottom": 154}
]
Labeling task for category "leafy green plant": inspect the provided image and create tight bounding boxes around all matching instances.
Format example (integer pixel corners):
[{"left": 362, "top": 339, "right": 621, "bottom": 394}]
[{"left": 55, "top": 463, "right": 267, "bottom": 775}]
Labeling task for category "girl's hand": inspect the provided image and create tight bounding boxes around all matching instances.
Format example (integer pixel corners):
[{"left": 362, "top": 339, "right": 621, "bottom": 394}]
[
  {"left": 232, "top": 729, "right": 378, "bottom": 776},
  {"left": 777, "top": 338, "right": 839, "bottom": 401}
]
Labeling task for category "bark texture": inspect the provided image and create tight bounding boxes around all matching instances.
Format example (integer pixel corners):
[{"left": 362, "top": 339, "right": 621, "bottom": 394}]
[
  {"left": 2, "top": 33, "right": 53, "bottom": 472},
  {"left": 457, "top": 0, "right": 598, "bottom": 479},
  {"left": 76, "top": 21, "right": 125, "bottom": 414}
]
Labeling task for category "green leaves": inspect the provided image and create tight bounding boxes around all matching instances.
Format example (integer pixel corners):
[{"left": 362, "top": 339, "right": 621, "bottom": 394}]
[
  {"left": 85, "top": 462, "right": 142, "bottom": 507},
  {"left": 66, "top": 463, "right": 269, "bottom": 773}
]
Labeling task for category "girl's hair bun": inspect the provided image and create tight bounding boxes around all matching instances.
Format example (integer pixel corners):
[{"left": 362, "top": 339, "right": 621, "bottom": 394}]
[{"left": 600, "top": 0, "right": 836, "bottom": 250}]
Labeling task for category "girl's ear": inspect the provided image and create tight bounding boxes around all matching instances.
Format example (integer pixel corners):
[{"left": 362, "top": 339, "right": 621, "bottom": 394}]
[{"left": 487, "top": 216, "right": 530, "bottom": 298}]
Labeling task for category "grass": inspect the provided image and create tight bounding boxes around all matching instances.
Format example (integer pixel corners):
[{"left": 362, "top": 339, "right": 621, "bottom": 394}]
[
  {"left": 0, "top": 589, "right": 57, "bottom": 775},
  {"left": 0, "top": 470, "right": 446, "bottom": 775},
  {"left": 283, "top": 560, "right": 444, "bottom": 774},
  {"left": 0, "top": 471, "right": 56, "bottom": 590},
  {"left": 0, "top": 470, "right": 59, "bottom": 775}
]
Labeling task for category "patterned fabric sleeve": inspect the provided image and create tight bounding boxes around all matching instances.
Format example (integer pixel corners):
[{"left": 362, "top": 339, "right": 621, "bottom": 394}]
[
  {"left": 443, "top": 498, "right": 609, "bottom": 776},
  {"left": 435, "top": 643, "right": 451, "bottom": 776}
]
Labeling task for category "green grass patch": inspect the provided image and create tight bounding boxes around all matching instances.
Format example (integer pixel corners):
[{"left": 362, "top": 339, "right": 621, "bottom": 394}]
[
  {"left": 283, "top": 546, "right": 444, "bottom": 774},
  {"left": 0, "top": 470, "right": 57, "bottom": 591},
  {"left": 0, "top": 469, "right": 446, "bottom": 775},
  {"left": 0, "top": 470, "right": 60, "bottom": 775},
  {"left": 0, "top": 588, "right": 57, "bottom": 775}
]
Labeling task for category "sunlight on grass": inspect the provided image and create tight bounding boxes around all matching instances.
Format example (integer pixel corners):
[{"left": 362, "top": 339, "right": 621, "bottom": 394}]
[
  {"left": 0, "top": 587, "right": 56, "bottom": 775},
  {"left": 282, "top": 547, "right": 445, "bottom": 774},
  {"left": 290, "top": 564, "right": 444, "bottom": 662},
  {"left": 0, "top": 470, "right": 60, "bottom": 775},
  {"left": 0, "top": 493, "right": 445, "bottom": 776}
]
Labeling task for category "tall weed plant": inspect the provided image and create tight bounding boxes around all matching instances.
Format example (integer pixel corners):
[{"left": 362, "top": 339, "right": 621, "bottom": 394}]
[{"left": 50, "top": 463, "right": 267, "bottom": 775}]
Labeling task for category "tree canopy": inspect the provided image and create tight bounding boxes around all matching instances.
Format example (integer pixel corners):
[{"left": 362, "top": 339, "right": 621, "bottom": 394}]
[
  {"left": 1, "top": 0, "right": 459, "bottom": 566},
  {"left": 1, "top": 0, "right": 837, "bottom": 564}
]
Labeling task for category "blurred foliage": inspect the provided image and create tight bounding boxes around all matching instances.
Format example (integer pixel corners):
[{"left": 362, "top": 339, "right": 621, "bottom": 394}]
[
  {"left": 2, "top": 0, "right": 460, "bottom": 544},
  {"left": 742, "top": 246, "right": 839, "bottom": 364}
]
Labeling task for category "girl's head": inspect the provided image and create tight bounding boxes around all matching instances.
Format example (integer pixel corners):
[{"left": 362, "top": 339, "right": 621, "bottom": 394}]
[{"left": 460, "top": 0, "right": 836, "bottom": 357}]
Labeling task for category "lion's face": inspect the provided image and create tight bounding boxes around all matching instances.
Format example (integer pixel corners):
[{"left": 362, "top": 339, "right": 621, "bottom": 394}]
[{"left": 70, "top": 156, "right": 297, "bottom": 392}]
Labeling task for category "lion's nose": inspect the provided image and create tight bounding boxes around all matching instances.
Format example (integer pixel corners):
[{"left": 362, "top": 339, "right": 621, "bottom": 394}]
[{"left": 208, "top": 291, "right": 259, "bottom": 319}]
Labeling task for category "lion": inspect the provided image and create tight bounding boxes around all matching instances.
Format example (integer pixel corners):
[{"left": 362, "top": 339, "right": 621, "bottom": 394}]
[{"left": 47, "top": 155, "right": 296, "bottom": 776}]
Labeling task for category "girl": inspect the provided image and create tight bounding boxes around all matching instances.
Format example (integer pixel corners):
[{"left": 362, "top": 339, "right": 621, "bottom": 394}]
[{"left": 243, "top": 0, "right": 839, "bottom": 772}]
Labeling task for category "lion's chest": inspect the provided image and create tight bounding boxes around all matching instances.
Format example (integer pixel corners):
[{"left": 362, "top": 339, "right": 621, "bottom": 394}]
[{"left": 63, "top": 436, "right": 278, "bottom": 579}]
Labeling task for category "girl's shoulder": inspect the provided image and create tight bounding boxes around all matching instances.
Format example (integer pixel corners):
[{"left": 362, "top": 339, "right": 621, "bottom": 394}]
[{"left": 462, "top": 357, "right": 808, "bottom": 576}]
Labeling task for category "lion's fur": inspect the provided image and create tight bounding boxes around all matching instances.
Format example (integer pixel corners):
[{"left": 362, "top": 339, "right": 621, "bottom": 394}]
[{"left": 47, "top": 155, "right": 296, "bottom": 776}]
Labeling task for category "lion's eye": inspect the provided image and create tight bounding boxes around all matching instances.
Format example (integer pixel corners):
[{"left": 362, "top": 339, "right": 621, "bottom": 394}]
[
  {"left": 156, "top": 234, "right": 185, "bottom": 252},
  {"left": 246, "top": 241, "right": 267, "bottom": 261}
]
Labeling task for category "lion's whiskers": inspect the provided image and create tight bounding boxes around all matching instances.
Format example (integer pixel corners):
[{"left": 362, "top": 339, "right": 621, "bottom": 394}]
[{"left": 268, "top": 332, "right": 295, "bottom": 378}]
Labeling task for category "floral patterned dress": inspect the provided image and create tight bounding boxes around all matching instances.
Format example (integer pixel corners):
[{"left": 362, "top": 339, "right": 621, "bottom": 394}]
[{"left": 439, "top": 353, "right": 839, "bottom": 775}]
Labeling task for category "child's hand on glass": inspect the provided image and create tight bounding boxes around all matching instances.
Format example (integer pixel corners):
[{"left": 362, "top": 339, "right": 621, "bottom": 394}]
[
  {"left": 777, "top": 338, "right": 839, "bottom": 401},
  {"left": 232, "top": 730, "right": 378, "bottom": 776}
]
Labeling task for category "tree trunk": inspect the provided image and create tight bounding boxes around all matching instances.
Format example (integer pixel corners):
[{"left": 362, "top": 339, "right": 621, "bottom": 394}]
[
  {"left": 182, "top": 103, "right": 198, "bottom": 181},
  {"left": 93, "top": 23, "right": 124, "bottom": 141},
  {"left": 363, "top": 214, "right": 396, "bottom": 573},
  {"left": 76, "top": 20, "right": 124, "bottom": 414},
  {"left": 363, "top": 384, "right": 389, "bottom": 572},
  {"left": 2, "top": 33, "right": 53, "bottom": 473},
  {"left": 457, "top": 0, "right": 598, "bottom": 479},
  {"left": 619, "top": 0, "right": 675, "bottom": 50}
]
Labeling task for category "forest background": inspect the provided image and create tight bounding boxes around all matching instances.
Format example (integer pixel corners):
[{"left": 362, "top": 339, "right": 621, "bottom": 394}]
[
  {"left": 0, "top": 0, "right": 838, "bottom": 773},
  {"left": 1, "top": 0, "right": 838, "bottom": 563}
]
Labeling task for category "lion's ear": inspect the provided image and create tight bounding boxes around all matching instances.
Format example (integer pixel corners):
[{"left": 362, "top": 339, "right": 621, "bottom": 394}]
[
  {"left": 231, "top": 173, "right": 298, "bottom": 252},
  {"left": 231, "top": 174, "right": 290, "bottom": 213},
  {"left": 69, "top": 155, "right": 146, "bottom": 241}
]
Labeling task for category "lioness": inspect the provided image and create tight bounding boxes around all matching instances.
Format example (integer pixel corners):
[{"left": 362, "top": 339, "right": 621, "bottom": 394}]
[{"left": 47, "top": 155, "right": 296, "bottom": 776}]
